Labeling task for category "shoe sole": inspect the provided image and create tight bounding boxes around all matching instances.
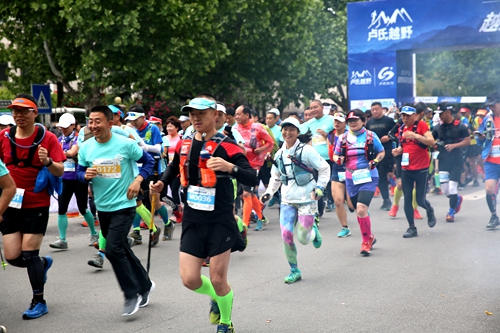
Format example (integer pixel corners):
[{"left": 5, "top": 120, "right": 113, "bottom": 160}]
[
  {"left": 338, "top": 233, "right": 351, "bottom": 238},
  {"left": 22, "top": 308, "right": 48, "bottom": 320},
  {"left": 88, "top": 261, "right": 103, "bottom": 269},
  {"left": 360, "top": 250, "right": 370, "bottom": 256},
  {"left": 284, "top": 276, "right": 302, "bottom": 284},
  {"left": 403, "top": 233, "right": 418, "bottom": 238},
  {"left": 122, "top": 295, "right": 142, "bottom": 317},
  {"left": 49, "top": 244, "right": 68, "bottom": 249},
  {"left": 139, "top": 281, "right": 155, "bottom": 308}
]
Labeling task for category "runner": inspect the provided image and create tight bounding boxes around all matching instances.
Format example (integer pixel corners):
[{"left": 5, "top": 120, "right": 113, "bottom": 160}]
[
  {"left": 1, "top": 94, "right": 65, "bottom": 319},
  {"left": 459, "top": 107, "right": 481, "bottom": 187},
  {"left": 391, "top": 106, "right": 437, "bottom": 238},
  {"left": 77, "top": 105, "right": 155, "bottom": 316},
  {"left": 150, "top": 96, "right": 257, "bottom": 333},
  {"left": 432, "top": 103, "right": 470, "bottom": 222},
  {"left": 333, "top": 109, "right": 385, "bottom": 256},
  {"left": 49, "top": 113, "right": 98, "bottom": 250},
  {"left": 477, "top": 92, "right": 500, "bottom": 229},
  {"left": 260, "top": 117, "right": 330, "bottom": 283}
]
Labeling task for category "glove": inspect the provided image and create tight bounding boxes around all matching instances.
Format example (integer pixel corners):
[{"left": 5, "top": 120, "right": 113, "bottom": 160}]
[
  {"left": 260, "top": 193, "right": 271, "bottom": 204},
  {"left": 311, "top": 187, "right": 324, "bottom": 200}
]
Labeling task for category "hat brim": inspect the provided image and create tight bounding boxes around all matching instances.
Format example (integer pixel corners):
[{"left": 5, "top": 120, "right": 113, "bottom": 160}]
[
  {"left": 333, "top": 116, "right": 346, "bottom": 122},
  {"left": 181, "top": 106, "right": 215, "bottom": 114},
  {"left": 401, "top": 111, "right": 416, "bottom": 115},
  {"left": 56, "top": 122, "right": 73, "bottom": 128}
]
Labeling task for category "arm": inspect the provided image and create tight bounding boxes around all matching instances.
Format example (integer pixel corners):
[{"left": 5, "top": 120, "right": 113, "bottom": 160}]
[
  {"left": 402, "top": 130, "right": 435, "bottom": 147},
  {"left": 261, "top": 165, "right": 282, "bottom": 203},
  {"left": 65, "top": 142, "right": 79, "bottom": 159},
  {"left": 142, "top": 143, "right": 162, "bottom": 154},
  {"left": 136, "top": 150, "right": 155, "bottom": 180},
  {"left": 254, "top": 126, "right": 274, "bottom": 154},
  {"left": 38, "top": 146, "right": 64, "bottom": 177},
  {"left": 0, "top": 173, "right": 16, "bottom": 217},
  {"left": 207, "top": 153, "right": 258, "bottom": 186}
]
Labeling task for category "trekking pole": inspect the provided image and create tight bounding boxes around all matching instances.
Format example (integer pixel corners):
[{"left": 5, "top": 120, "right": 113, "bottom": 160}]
[{"left": 147, "top": 160, "right": 159, "bottom": 276}]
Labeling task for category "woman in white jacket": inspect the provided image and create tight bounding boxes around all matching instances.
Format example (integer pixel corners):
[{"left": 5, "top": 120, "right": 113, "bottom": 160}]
[{"left": 260, "top": 117, "right": 330, "bottom": 284}]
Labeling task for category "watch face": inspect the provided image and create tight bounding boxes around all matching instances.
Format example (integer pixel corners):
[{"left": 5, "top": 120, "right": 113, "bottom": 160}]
[{"left": 233, "top": 166, "right": 238, "bottom": 172}]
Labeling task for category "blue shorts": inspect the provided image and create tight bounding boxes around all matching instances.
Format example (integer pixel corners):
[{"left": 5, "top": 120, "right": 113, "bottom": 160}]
[
  {"left": 345, "top": 177, "right": 379, "bottom": 198},
  {"left": 484, "top": 161, "right": 500, "bottom": 181},
  {"left": 330, "top": 166, "right": 346, "bottom": 183}
]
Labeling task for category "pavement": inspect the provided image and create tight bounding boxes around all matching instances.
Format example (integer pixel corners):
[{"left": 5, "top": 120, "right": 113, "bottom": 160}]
[{"left": 1, "top": 185, "right": 500, "bottom": 332}]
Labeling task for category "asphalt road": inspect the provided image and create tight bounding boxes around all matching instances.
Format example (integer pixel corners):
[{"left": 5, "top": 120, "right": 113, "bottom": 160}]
[{"left": 1, "top": 185, "right": 500, "bottom": 333}]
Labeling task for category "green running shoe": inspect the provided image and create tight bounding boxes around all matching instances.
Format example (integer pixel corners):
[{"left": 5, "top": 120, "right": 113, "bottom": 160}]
[
  {"left": 312, "top": 223, "right": 322, "bottom": 248},
  {"left": 284, "top": 268, "right": 302, "bottom": 284}
]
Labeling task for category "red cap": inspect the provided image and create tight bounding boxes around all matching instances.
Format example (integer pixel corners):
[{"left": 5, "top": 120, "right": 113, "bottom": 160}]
[
  {"left": 346, "top": 111, "right": 360, "bottom": 119},
  {"left": 459, "top": 107, "right": 470, "bottom": 113},
  {"left": 7, "top": 98, "right": 38, "bottom": 112},
  {"left": 148, "top": 116, "right": 162, "bottom": 124}
]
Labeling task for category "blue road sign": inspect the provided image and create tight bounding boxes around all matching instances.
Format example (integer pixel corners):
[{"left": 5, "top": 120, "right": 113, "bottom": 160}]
[{"left": 31, "top": 84, "right": 52, "bottom": 114}]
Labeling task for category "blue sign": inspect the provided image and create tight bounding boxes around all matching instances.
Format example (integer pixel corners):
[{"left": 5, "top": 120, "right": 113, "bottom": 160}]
[
  {"left": 347, "top": 0, "right": 500, "bottom": 54},
  {"left": 31, "top": 84, "right": 52, "bottom": 114}
]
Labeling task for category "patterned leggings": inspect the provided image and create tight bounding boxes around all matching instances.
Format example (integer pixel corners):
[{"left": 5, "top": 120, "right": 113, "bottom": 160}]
[{"left": 280, "top": 201, "right": 317, "bottom": 269}]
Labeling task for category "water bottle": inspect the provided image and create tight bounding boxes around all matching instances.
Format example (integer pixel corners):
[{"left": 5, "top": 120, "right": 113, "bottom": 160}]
[{"left": 199, "top": 147, "right": 211, "bottom": 169}]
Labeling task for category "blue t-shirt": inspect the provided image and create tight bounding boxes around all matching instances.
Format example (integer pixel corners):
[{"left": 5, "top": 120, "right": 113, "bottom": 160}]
[
  {"left": 268, "top": 124, "right": 282, "bottom": 144},
  {"left": 136, "top": 122, "right": 163, "bottom": 158},
  {"left": 78, "top": 134, "right": 144, "bottom": 212},
  {"left": 300, "top": 115, "right": 334, "bottom": 160},
  {"left": 0, "top": 159, "right": 9, "bottom": 177}
]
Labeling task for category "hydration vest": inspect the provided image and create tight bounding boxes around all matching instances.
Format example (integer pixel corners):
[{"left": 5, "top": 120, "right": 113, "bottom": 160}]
[
  {"left": 6, "top": 124, "right": 45, "bottom": 170},
  {"left": 275, "top": 142, "right": 314, "bottom": 186},
  {"left": 340, "top": 129, "right": 378, "bottom": 161},
  {"left": 398, "top": 121, "right": 428, "bottom": 150},
  {"left": 437, "top": 119, "right": 463, "bottom": 145},
  {"left": 179, "top": 132, "right": 228, "bottom": 188}
]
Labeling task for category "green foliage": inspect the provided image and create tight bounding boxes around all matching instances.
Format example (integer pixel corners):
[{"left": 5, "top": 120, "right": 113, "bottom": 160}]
[{"left": 0, "top": 87, "right": 15, "bottom": 100}]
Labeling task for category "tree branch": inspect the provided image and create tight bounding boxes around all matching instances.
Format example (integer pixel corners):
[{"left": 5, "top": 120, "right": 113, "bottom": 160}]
[{"left": 43, "top": 39, "right": 76, "bottom": 95}]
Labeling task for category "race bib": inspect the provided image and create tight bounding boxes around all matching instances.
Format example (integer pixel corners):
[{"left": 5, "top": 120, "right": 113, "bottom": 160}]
[
  {"left": 352, "top": 169, "right": 372, "bottom": 185},
  {"left": 9, "top": 188, "right": 25, "bottom": 209},
  {"left": 186, "top": 185, "right": 216, "bottom": 211},
  {"left": 338, "top": 171, "right": 346, "bottom": 182},
  {"left": 92, "top": 158, "right": 122, "bottom": 179},
  {"left": 64, "top": 158, "right": 76, "bottom": 172},
  {"left": 312, "top": 134, "right": 327, "bottom": 145},
  {"left": 491, "top": 145, "right": 500, "bottom": 158},
  {"left": 439, "top": 171, "right": 450, "bottom": 183},
  {"left": 401, "top": 153, "right": 409, "bottom": 166}
]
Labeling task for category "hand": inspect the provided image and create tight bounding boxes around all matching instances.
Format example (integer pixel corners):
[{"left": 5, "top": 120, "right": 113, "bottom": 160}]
[
  {"left": 38, "top": 146, "right": 49, "bottom": 164},
  {"left": 150, "top": 180, "right": 165, "bottom": 195},
  {"left": 253, "top": 146, "right": 265, "bottom": 154},
  {"left": 392, "top": 147, "right": 403, "bottom": 157},
  {"left": 85, "top": 167, "right": 98, "bottom": 181},
  {"left": 207, "top": 157, "right": 232, "bottom": 173},
  {"left": 127, "top": 179, "right": 141, "bottom": 200},
  {"left": 402, "top": 131, "right": 417, "bottom": 140},
  {"left": 260, "top": 193, "right": 271, "bottom": 204},
  {"left": 444, "top": 144, "right": 455, "bottom": 152},
  {"left": 310, "top": 188, "right": 324, "bottom": 200},
  {"left": 316, "top": 129, "right": 326, "bottom": 137},
  {"left": 336, "top": 156, "right": 345, "bottom": 166},
  {"left": 369, "top": 160, "right": 378, "bottom": 170}
]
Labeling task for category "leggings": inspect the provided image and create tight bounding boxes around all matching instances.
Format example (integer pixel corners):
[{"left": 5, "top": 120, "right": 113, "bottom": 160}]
[
  {"left": 170, "top": 176, "right": 182, "bottom": 205},
  {"left": 401, "top": 169, "right": 432, "bottom": 227},
  {"left": 58, "top": 178, "right": 89, "bottom": 215}
]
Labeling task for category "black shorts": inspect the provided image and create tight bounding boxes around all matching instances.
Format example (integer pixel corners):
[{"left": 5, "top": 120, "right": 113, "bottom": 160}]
[
  {"left": 465, "top": 145, "right": 481, "bottom": 158},
  {"left": 0, "top": 206, "right": 50, "bottom": 235},
  {"left": 438, "top": 163, "right": 462, "bottom": 182},
  {"left": 180, "top": 219, "right": 244, "bottom": 258}
]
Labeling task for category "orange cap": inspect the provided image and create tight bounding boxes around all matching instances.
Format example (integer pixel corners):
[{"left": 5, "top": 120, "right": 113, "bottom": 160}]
[
  {"left": 476, "top": 109, "right": 488, "bottom": 117},
  {"left": 7, "top": 98, "right": 38, "bottom": 111}
]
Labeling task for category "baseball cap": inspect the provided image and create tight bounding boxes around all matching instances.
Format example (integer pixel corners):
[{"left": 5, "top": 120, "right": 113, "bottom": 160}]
[
  {"left": 108, "top": 105, "right": 123, "bottom": 118},
  {"left": 217, "top": 103, "right": 226, "bottom": 114},
  {"left": 125, "top": 112, "right": 145, "bottom": 121},
  {"left": 0, "top": 114, "right": 15, "bottom": 126},
  {"left": 148, "top": 116, "right": 162, "bottom": 124},
  {"left": 56, "top": 113, "right": 76, "bottom": 128},
  {"left": 332, "top": 112, "right": 346, "bottom": 122},
  {"left": 346, "top": 109, "right": 365, "bottom": 121},
  {"left": 435, "top": 103, "right": 453, "bottom": 114},
  {"left": 179, "top": 115, "right": 190, "bottom": 122},
  {"left": 280, "top": 117, "right": 301, "bottom": 130},
  {"left": 269, "top": 108, "right": 280, "bottom": 116},
  {"left": 7, "top": 97, "right": 38, "bottom": 112},
  {"left": 400, "top": 106, "right": 416, "bottom": 115},
  {"left": 129, "top": 105, "right": 145, "bottom": 113},
  {"left": 459, "top": 107, "right": 470, "bottom": 113},
  {"left": 485, "top": 92, "right": 500, "bottom": 106},
  {"left": 181, "top": 98, "right": 217, "bottom": 114}
]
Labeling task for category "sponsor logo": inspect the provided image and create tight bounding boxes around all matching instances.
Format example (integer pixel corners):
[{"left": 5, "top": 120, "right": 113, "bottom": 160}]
[
  {"left": 378, "top": 67, "right": 395, "bottom": 84},
  {"left": 479, "top": 12, "right": 500, "bottom": 33},
  {"left": 350, "top": 70, "right": 372, "bottom": 85},
  {"left": 367, "top": 8, "right": 413, "bottom": 42}
]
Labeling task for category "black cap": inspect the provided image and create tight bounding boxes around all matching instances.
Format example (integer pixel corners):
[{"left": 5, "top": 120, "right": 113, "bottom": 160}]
[
  {"left": 485, "top": 92, "right": 500, "bottom": 106},
  {"left": 437, "top": 102, "right": 454, "bottom": 113},
  {"left": 129, "top": 104, "right": 145, "bottom": 113}
]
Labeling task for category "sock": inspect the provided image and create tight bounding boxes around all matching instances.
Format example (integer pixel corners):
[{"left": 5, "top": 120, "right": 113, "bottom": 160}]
[
  {"left": 98, "top": 231, "right": 106, "bottom": 250},
  {"left": 98, "top": 250, "right": 105, "bottom": 258},
  {"left": 193, "top": 275, "right": 217, "bottom": 298},
  {"left": 136, "top": 204, "right": 157, "bottom": 232},
  {"left": 251, "top": 196, "right": 263, "bottom": 219},
  {"left": 242, "top": 196, "right": 252, "bottom": 226},
  {"left": 412, "top": 188, "right": 418, "bottom": 210},
  {"left": 133, "top": 212, "right": 142, "bottom": 229},
  {"left": 57, "top": 214, "right": 68, "bottom": 240},
  {"left": 235, "top": 216, "right": 244, "bottom": 232},
  {"left": 216, "top": 289, "right": 234, "bottom": 325},
  {"left": 22, "top": 250, "right": 44, "bottom": 296},
  {"left": 434, "top": 174, "right": 441, "bottom": 188},
  {"left": 156, "top": 204, "right": 170, "bottom": 224},
  {"left": 83, "top": 210, "right": 97, "bottom": 235},
  {"left": 394, "top": 187, "right": 403, "bottom": 206},
  {"left": 357, "top": 216, "right": 372, "bottom": 243},
  {"left": 487, "top": 193, "right": 497, "bottom": 215},
  {"left": 449, "top": 194, "right": 458, "bottom": 210}
]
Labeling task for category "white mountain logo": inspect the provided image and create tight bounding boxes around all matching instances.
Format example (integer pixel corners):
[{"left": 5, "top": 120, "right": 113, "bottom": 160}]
[
  {"left": 368, "top": 8, "right": 413, "bottom": 29},
  {"left": 351, "top": 70, "right": 372, "bottom": 79}
]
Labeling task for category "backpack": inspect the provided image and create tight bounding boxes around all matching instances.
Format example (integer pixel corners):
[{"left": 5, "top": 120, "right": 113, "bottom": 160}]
[
  {"left": 6, "top": 124, "right": 45, "bottom": 169},
  {"left": 398, "top": 121, "right": 428, "bottom": 150},
  {"left": 275, "top": 142, "right": 314, "bottom": 186},
  {"left": 340, "top": 129, "right": 378, "bottom": 161},
  {"left": 437, "top": 119, "right": 463, "bottom": 145}
]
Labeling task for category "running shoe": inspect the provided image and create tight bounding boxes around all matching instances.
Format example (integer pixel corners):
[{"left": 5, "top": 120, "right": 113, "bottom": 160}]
[
  {"left": 403, "top": 226, "right": 418, "bottom": 238},
  {"left": 140, "top": 221, "right": 149, "bottom": 229},
  {"left": 49, "top": 238, "right": 68, "bottom": 250},
  {"left": 216, "top": 323, "right": 235, "bottom": 333},
  {"left": 209, "top": 299, "right": 220, "bottom": 324},
  {"left": 390, "top": 185, "right": 395, "bottom": 196},
  {"left": 267, "top": 196, "right": 276, "bottom": 207},
  {"left": 129, "top": 230, "right": 142, "bottom": 244},
  {"left": 122, "top": 295, "right": 142, "bottom": 317},
  {"left": 314, "top": 214, "right": 320, "bottom": 228},
  {"left": 240, "top": 224, "right": 248, "bottom": 251},
  {"left": 472, "top": 180, "right": 480, "bottom": 187},
  {"left": 43, "top": 256, "right": 53, "bottom": 284},
  {"left": 431, "top": 187, "right": 442, "bottom": 195},
  {"left": 128, "top": 236, "right": 135, "bottom": 248},
  {"left": 369, "top": 234, "right": 376, "bottom": 249},
  {"left": 380, "top": 199, "right": 391, "bottom": 211},
  {"left": 427, "top": 207, "right": 436, "bottom": 228},
  {"left": 88, "top": 253, "right": 104, "bottom": 269},
  {"left": 374, "top": 187, "right": 381, "bottom": 197},
  {"left": 22, "top": 299, "right": 48, "bottom": 319},
  {"left": 139, "top": 280, "right": 155, "bottom": 308},
  {"left": 413, "top": 209, "right": 423, "bottom": 220},
  {"left": 0, "top": 325, "right": 6, "bottom": 333},
  {"left": 250, "top": 211, "right": 258, "bottom": 224},
  {"left": 458, "top": 183, "right": 465, "bottom": 191},
  {"left": 89, "top": 233, "right": 99, "bottom": 247},
  {"left": 162, "top": 222, "right": 175, "bottom": 241},
  {"left": 202, "top": 257, "right": 210, "bottom": 267},
  {"left": 312, "top": 223, "right": 322, "bottom": 248},
  {"left": 262, "top": 216, "right": 269, "bottom": 225},
  {"left": 173, "top": 205, "right": 183, "bottom": 223},
  {"left": 93, "top": 241, "right": 99, "bottom": 250},
  {"left": 254, "top": 219, "right": 263, "bottom": 231},
  {"left": 284, "top": 268, "right": 301, "bottom": 284},
  {"left": 446, "top": 209, "right": 455, "bottom": 222},
  {"left": 360, "top": 242, "right": 371, "bottom": 256},
  {"left": 81, "top": 219, "right": 99, "bottom": 227},
  {"left": 337, "top": 227, "right": 351, "bottom": 238},
  {"left": 486, "top": 215, "right": 500, "bottom": 229},
  {"left": 455, "top": 195, "right": 463, "bottom": 214},
  {"left": 326, "top": 200, "right": 335, "bottom": 212},
  {"left": 151, "top": 225, "right": 161, "bottom": 247},
  {"left": 388, "top": 205, "right": 398, "bottom": 217}
]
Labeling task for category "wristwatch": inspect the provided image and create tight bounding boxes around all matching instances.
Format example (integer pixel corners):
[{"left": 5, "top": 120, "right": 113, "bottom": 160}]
[
  {"left": 232, "top": 165, "right": 239, "bottom": 174},
  {"left": 44, "top": 158, "right": 53, "bottom": 167}
]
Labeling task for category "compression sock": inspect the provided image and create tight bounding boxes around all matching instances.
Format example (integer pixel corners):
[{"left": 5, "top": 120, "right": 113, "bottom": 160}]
[
  {"left": 251, "top": 196, "right": 263, "bottom": 219},
  {"left": 193, "top": 275, "right": 217, "bottom": 298},
  {"left": 136, "top": 204, "right": 157, "bottom": 232},
  {"left": 357, "top": 216, "right": 372, "bottom": 243},
  {"left": 83, "top": 210, "right": 97, "bottom": 235},
  {"left": 242, "top": 196, "right": 253, "bottom": 226},
  {"left": 412, "top": 188, "right": 418, "bottom": 210},
  {"left": 156, "top": 204, "right": 170, "bottom": 224},
  {"left": 235, "top": 216, "right": 244, "bottom": 232},
  {"left": 133, "top": 212, "right": 141, "bottom": 230},
  {"left": 23, "top": 250, "right": 45, "bottom": 297},
  {"left": 57, "top": 214, "right": 68, "bottom": 240},
  {"left": 98, "top": 230, "right": 106, "bottom": 251},
  {"left": 394, "top": 187, "right": 403, "bottom": 206},
  {"left": 449, "top": 194, "right": 458, "bottom": 210},
  {"left": 434, "top": 174, "right": 441, "bottom": 189},
  {"left": 487, "top": 193, "right": 497, "bottom": 214},
  {"left": 216, "top": 289, "right": 234, "bottom": 325}
]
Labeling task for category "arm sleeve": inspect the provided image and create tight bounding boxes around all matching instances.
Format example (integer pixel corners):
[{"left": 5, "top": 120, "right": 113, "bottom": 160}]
[
  {"left": 265, "top": 164, "right": 282, "bottom": 196},
  {"left": 137, "top": 151, "right": 155, "bottom": 179},
  {"left": 144, "top": 143, "right": 162, "bottom": 154},
  {"left": 76, "top": 164, "right": 89, "bottom": 183},
  {"left": 333, "top": 134, "right": 343, "bottom": 155},
  {"left": 160, "top": 140, "right": 182, "bottom": 185},
  {"left": 304, "top": 146, "right": 330, "bottom": 189}
]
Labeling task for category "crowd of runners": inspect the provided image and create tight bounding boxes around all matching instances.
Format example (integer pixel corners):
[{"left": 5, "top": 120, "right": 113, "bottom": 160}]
[{"left": 1, "top": 91, "right": 499, "bottom": 333}]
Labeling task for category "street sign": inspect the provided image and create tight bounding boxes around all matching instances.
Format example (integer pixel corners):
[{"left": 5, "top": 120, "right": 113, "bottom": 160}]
[{"left": 31, "top": 84, "right": 52, "bottom": 114}]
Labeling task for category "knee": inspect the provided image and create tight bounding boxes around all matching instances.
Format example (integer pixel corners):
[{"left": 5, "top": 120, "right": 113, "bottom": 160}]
[
  {"left": 281, "top": 229, "right": 294, "bottom": 245},
  {"left": 297, "top": 230, "right": 309, "bottom": 245},
  {"left": 333, "top": 195, "right": 344, "bottom": 206},
  {"left": 180, "top": 273, "right": 202, "bottom": 291},
  {"left": 6, "top": 255, "right": 25, "bottom": 267},
  {"left": 210, "top": 276, "right": 227, "bottom": 293}
]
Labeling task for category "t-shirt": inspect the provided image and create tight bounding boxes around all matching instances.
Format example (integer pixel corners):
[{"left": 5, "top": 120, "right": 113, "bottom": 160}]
[
  {"left": 59, "top": 132, "right": 79, "bottom": 180},
  {"left": 486, "top": 117, "right": 500, "bottom": 164},
  {"left": 78, "top": 134, "right": 144, "bottom": 212},
  {"left": 136, "top": 122, "right": 162, "bottom": 157},
  {"left": 366, "top": 116, "right": 395, "bottom": 153},
  {"left": 399, "top": 121, "right": 430, "bottom": 171},
  {"left": 432, "top": 120, "right": 469, "bottom": 166},
  {"left": 77, "top": 125, "right": 130, "bottom": 146},
  {"left": 300, "top": 115, "right": 334, "bottom": 160},
  {"left": 267, "top": 124, "right": 282, "bottom": 144},
  {"left": 333, "top": 129, "right": 384, "bottom": 180},
  {"left": 0, "top": 127, "right": 66, "bottom": 208},
  {"left": 167, "top": 135, "right": 181, "bottom": 164},
  {"left": 0, "top": 160, "right": 8, "bottom": 178}
]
